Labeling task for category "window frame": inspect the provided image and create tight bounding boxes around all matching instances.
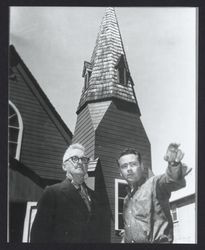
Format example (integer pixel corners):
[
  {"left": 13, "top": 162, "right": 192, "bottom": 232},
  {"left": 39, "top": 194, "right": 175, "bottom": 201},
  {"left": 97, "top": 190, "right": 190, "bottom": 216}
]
[
  {"left": 115, "top": 178, "right": 127, "bottom": 230},
  {"left": 8, "top": 101, "right": 23, "bottom": 160},
  {"left": 22, "top": 201, "right": 37, "bottom": 242},
  {"left": 115, "top": 54, "right": 128, "bottom": 86},
  {"left": 84, "top": 69, "right": 92, "bottom": 89},
  {"left": 171, "top": 207, "right": 178, "bottom": 223},
  {"left": 117, "top": 65, "right": 127, "bottom": 86}
]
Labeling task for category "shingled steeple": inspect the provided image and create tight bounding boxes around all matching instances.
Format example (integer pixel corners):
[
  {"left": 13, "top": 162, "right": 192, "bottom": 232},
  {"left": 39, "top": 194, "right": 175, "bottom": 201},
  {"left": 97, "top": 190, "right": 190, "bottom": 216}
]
[
  {"left": 73, "top": 8, "right": 151, "bottom": 242},
  {"left": 78, "top": 7, "right": 140, "bottom": 114}
]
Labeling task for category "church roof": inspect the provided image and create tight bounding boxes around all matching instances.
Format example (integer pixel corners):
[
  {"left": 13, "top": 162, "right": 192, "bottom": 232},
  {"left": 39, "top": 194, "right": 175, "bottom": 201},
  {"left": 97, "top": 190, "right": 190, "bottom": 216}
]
[
  {"left": 77, "top": 7, "right": 140, "bottom": 114},
  {"left": 9, "top": 45, "right": 73, "bottom": 141}
]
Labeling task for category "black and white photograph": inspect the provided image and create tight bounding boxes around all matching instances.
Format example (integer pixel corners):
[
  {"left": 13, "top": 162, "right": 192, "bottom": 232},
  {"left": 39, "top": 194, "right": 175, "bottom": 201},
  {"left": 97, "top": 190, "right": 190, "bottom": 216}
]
[{"left": 8, "top": 6, "right": 197, "bottom": 243}]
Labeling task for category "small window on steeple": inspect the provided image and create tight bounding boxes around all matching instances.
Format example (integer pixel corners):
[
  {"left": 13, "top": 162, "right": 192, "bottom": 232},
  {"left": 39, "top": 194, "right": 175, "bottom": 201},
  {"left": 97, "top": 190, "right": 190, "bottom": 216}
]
[
  {"left": 115, "top": 55, "right": 128, "bottom": 86},
  {"left": 117, "top": 65, "right": 127, "bottom": 86},
  {"left": 84, "top": 69, "right": 91, "bottom": 89},
  {"left": 82, "top": 61, "right": 92, "bottom": 90}
]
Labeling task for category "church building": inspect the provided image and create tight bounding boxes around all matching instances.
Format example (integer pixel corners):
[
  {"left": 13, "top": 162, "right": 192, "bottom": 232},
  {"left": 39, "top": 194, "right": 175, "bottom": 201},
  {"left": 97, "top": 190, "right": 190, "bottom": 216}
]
[{"left": 9, "top": 45, "right": 73, "bottom": 242}]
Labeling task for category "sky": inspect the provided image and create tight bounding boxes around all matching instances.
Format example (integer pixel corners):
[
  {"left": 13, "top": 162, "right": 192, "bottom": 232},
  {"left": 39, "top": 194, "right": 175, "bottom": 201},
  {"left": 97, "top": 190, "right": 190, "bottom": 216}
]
[{"left": 9, "top": 7, "right": 197, "bottom": 200}]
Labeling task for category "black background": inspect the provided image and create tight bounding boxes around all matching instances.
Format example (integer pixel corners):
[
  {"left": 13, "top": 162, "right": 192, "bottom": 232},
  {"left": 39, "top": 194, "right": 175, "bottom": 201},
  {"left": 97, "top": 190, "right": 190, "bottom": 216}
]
[{"left": 1, "top": 0, "right": 205, "bottom": 249}]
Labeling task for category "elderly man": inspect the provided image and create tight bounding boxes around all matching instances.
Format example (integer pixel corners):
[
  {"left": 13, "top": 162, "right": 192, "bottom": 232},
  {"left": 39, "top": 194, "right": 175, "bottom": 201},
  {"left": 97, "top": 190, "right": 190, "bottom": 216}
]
[
  {"left": 30, "top": 143, "right": 99, "bottom": 243},
  {"left": 117, "top": 143, "right": 191, "bottom": 243}
]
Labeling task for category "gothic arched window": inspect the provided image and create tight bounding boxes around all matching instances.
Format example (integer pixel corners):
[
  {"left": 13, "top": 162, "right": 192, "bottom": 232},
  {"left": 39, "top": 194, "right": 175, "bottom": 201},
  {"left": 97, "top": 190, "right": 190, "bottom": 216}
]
[{"left": 8, "top": 101, "right": 23, "bottom": 160}]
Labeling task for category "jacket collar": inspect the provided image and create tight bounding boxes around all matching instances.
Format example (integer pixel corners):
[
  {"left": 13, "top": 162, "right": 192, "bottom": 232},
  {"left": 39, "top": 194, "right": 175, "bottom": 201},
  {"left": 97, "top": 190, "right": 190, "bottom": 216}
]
[
  {"left": 126, "top": 177, "right": 146, "bottom": 197},
  {"left": 61, "top": 178, "right": 92, "bottom": 214}
]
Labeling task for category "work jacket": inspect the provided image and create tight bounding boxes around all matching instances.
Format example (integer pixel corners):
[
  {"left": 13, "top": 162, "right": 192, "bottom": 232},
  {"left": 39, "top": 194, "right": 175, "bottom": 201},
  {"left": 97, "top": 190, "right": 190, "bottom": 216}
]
[{"left": 123, "top": 163, "right": 188, "bottom": 243}]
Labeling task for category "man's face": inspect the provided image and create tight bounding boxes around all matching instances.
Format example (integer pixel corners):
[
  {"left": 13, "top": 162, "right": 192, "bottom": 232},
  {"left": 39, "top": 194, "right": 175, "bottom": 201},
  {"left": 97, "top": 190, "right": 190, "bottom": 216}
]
[
  {"left": 118, "top": 154, "right": 143, "bottom": 185},
  {"left": 64, "top": 148, "right": 88, "bottom": 179}
]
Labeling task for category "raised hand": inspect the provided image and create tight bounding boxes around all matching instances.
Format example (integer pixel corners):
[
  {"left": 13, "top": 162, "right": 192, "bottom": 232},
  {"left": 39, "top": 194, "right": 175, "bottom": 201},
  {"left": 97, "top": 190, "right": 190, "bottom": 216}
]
[{"left": 164, "top": 143, "right": 184, "bottom": 165}]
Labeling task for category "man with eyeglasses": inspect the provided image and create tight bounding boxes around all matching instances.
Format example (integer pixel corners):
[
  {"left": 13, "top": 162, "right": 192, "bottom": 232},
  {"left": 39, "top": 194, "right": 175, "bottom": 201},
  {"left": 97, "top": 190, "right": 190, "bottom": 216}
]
[
  {"left": 30, "top": 143, "right": 99, "bottom": 242},
  {"left": 117, "top": 143, "right": 192, "bottom": 243}
]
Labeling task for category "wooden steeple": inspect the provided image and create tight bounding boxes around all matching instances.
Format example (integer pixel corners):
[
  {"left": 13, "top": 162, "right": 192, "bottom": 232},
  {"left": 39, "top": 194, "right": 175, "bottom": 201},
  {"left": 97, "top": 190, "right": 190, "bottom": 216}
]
[
  {"left": 72, "top": 7, "right": 151, "bottom": 243},
  {"left": 77, "top": 7, "right": 140, "bottom": 115}
]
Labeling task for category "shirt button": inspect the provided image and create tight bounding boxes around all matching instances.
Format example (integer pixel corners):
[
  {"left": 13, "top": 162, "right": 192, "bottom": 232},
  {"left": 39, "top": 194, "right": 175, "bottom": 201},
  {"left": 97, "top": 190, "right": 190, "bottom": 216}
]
[
  {"left": 129, "top": 210, "right": 132, "bottom": 214},
  {"left": 128, "top": 225, "right": 130, "bottom": 228}
]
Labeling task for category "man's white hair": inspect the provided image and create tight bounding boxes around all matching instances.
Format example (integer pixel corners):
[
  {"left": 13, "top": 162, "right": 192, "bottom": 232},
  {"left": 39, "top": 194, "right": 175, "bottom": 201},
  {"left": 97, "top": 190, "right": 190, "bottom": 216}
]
[{"left": 62, "top": 143, "right": 85, "bottom": 164}]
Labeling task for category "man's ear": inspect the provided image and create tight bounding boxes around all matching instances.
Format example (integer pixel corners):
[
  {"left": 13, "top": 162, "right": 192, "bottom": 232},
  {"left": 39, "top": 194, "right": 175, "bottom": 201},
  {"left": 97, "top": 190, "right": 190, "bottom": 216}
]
[{"left": 62, "top": 163, "right": 67, "bottom": 172}]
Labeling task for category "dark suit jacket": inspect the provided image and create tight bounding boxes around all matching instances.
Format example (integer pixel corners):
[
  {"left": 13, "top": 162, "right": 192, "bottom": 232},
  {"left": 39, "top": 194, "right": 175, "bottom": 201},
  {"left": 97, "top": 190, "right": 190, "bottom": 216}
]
[{"left": 30, "top": 178, "right": 100, "bottom": 243}]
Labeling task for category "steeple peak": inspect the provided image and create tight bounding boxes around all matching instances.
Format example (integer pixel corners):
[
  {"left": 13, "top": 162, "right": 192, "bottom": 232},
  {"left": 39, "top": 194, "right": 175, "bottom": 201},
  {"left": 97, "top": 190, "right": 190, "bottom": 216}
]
[{"left": 77, "top": 7, "right": 140, "bottom": 114}]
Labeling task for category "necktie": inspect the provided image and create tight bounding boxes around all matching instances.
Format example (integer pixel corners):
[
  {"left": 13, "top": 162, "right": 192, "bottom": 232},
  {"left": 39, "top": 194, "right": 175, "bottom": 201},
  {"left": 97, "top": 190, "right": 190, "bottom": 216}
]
[{"left": 78, "top": 185, "right": 91, "bottom": 212}]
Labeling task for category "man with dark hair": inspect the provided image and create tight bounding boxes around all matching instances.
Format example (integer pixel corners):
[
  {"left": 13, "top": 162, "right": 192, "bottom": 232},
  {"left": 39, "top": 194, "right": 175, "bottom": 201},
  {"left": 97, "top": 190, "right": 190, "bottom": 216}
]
[
  {"left": 117, "top": 143, "right": 191, "bottom": 243},
  {"left": 30, "top": 143, "right": 100, "bottom": 243}
]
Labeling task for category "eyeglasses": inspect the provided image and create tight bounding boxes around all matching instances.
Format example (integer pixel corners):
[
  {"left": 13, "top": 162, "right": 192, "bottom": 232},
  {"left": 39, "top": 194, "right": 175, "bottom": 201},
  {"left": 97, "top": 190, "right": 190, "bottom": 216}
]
[
  {"left": 66, "top": 156, "right": 90, "bottom": 165},
  {"left": 120, "top": 161, "right": 139, "bottom": 170}
]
